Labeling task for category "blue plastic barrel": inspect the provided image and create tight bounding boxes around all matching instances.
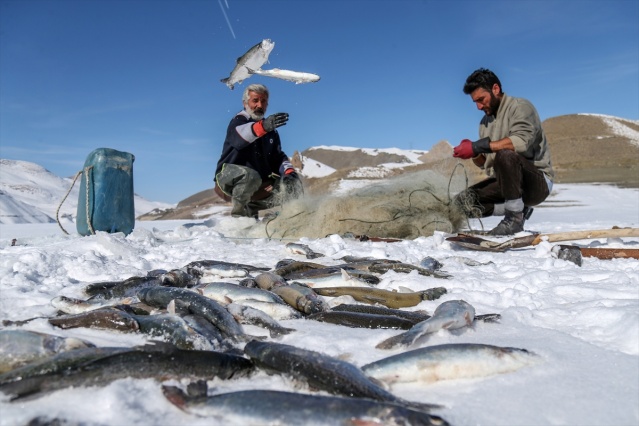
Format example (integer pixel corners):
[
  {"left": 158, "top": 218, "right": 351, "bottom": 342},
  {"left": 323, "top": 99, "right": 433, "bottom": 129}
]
[{"left": 76, "top": 148, "right": 135, "bottom": 236}]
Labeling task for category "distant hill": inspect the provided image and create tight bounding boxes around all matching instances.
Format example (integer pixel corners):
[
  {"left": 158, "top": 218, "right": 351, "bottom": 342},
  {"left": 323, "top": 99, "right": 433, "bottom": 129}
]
[{"left": 542, "top": 114, "right": 639, "bottom": 186}]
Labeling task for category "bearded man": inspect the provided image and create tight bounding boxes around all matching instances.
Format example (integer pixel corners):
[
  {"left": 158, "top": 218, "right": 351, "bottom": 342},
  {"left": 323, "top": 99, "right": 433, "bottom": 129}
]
[
  {"left": 214, "top": 84, "right": 302, "bottom": 219},
  {"left": 452, "top": 68, "right": 555, "bottom": 235}
]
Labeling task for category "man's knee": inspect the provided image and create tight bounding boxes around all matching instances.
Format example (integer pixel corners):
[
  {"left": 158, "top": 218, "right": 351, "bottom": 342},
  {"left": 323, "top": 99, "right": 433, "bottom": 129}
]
[
  {"left": 493, "top": 149, "right": 519, "bottom": 165},
  {"left": 218, "top": 165, "right": 262, "bottom": 196}
]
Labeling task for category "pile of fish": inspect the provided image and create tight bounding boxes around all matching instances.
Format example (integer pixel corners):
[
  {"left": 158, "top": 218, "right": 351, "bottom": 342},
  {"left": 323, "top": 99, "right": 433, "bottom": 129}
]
[{"left": 0, "top": 243, "right": 542, "bottom": 425}]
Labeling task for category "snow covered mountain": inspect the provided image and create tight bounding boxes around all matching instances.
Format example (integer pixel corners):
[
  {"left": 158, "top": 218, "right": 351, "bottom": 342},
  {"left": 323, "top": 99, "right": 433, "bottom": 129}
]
[{"left": 0, "top": 159, "right": 173, "bottom": 225}]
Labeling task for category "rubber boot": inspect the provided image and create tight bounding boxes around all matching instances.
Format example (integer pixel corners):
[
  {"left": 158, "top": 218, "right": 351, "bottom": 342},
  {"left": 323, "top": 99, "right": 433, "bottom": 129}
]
[
  {"left": 231, "top": 200, "right": 255, "bottom": 218},
  {"left": 523, "top": 206, "right": 534, "bottom": 220},
  {"left": 488, "top": 209, "right": 525, "bottom": 236}
]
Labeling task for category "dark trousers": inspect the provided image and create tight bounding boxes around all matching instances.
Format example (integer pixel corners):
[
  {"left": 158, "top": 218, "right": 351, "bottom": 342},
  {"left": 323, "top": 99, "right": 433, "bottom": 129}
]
[{"left": 457, "top": 150, "right": 550, "bottom": 218}]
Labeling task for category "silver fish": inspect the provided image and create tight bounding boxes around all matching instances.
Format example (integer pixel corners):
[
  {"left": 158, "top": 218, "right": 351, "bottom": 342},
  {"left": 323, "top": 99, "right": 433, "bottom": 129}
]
[
  {"left": 243, "top": 340, "right": 440, "bottom": 413},
  {"left": 0, "top": 330, "right": 95, "bottom": 374},
  {"left": 362, "top": 343, "right": 541, "bottom": 384},
  {"left": 289, "top": 269, "right": 375, "bottom": 289},
  {"left": 443, "top": 256, "right": 494, "bottom": 267},
  {"left": 51, "top": 295, "right": 134, "bottom": 315},
  {"left": 186, "top": 260, "right": 264, "bottom": 280},
  {"left": 195, "top": 281, "right": 285, "bottom": 305},
  {"left": 368, "top": 262, "right": 451, "bottom": 279},
  {"left": 376, "top": 300, "right": 475, "bottom": 350},
  {"left": 221, "top": 39, "right": 275, "bottom": 90},
  {"left": 133, "top": 313, "right": 217, "bottom": 351},
  {"left": 247, "top": 67, "right": 320, "bottom": 84},
  {"left": 137, "top": 287, "right": 247, "bottom": 343},
  {"left": 285, "top": 265, "right": 380, "bottom": 282},
  {"left": 284, "top": 242, "right": 325, "bottom": 258},
  {"left": 162, "top": 387, "right": 447, "bottom": 426},
  {"left": 226, "top": 302, "right": 295, "bottom": 338},
  {"left": 233, "top": 299, "right": 303, "bottom": 321}
]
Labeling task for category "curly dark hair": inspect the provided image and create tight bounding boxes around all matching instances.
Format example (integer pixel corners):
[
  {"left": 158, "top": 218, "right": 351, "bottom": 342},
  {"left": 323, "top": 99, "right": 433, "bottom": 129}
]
[{"left": 463, "top": 68, "right": 502, "bottom": 95}]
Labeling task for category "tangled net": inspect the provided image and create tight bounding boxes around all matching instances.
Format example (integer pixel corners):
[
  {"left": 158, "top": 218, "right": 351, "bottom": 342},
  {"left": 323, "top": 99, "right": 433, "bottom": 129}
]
[{"left": 243, "top": 168, "right": 474, "bottom": 240}]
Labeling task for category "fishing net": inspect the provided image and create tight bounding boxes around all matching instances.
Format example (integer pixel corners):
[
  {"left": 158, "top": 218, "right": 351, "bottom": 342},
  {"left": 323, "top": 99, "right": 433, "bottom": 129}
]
[{"left": 240, "top": 169, "right": 470, "bottom": 240}]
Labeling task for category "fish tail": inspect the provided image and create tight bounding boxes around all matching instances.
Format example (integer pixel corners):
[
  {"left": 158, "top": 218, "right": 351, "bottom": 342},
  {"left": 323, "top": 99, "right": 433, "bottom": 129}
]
[{"left": 375, "top": 332, "right": 410, "bottom": 350}]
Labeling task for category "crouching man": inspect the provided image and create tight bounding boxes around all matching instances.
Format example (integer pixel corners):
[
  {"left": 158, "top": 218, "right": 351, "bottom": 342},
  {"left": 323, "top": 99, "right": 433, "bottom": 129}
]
[
  {"left": 214, "top": 84, "right": 302, "bottom": 218},
  {"left": 452, "top": 68, "right": 555, "bottom": 235}
]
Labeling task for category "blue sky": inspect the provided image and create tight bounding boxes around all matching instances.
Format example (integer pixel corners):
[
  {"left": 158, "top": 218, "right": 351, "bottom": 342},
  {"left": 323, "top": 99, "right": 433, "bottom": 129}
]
[{"left": 1, "top": 0, "right": 637, "bottom": 204}]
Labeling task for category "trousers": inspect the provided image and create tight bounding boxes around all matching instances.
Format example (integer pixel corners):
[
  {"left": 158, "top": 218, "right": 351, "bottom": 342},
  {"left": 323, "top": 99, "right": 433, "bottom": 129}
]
[
  {"left": 456, "top": 150, "right": 550, "bottom": 217},
  {"left": 215, "top": 164, "right": 302, "bottom": 218}
]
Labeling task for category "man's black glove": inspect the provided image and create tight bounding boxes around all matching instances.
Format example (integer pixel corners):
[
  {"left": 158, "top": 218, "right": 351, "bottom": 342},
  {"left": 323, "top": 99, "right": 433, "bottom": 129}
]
[
  {"left": 472, "top": 137, "right": 491, "bottom": 155},
  {"left": 452, "top": 137, "right": 491, "bottom": 159},
  {"left": 262, "top": 113, "right": 289, "bottom": 132}
]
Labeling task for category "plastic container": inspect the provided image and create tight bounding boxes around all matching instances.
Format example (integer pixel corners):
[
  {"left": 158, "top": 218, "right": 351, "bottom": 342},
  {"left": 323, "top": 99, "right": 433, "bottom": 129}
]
[{"left": 76, "top": 148, "right": 135, "bottom": 236}]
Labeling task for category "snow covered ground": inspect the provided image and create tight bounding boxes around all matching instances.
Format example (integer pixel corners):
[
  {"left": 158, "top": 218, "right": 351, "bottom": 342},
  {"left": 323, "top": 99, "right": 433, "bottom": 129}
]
[{"left": 0, "top": 183, "right": 637, "bottom": 426}]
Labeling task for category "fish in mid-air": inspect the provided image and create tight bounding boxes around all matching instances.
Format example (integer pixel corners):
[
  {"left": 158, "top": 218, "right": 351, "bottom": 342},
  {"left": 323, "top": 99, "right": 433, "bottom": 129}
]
[
  {"left": 221, "top": 39, "right": 275, "bottom": 90},
  {"left": 247, "top": 67, "right": 320, "bottom": 84}
]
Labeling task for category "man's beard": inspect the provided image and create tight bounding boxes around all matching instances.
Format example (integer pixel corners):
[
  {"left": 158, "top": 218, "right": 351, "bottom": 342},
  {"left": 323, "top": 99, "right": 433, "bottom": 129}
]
[
  {"left": 484, "top": 92, "right": 501, "bottom": 116},
  {"left": 246, "top": 106, "right": 265, "bottom": 121}
]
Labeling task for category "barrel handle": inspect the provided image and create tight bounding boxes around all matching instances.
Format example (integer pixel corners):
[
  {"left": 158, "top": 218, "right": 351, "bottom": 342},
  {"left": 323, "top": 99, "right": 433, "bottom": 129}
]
[{"left": 56, "top": 166, "right": 94, "bottom": 235}]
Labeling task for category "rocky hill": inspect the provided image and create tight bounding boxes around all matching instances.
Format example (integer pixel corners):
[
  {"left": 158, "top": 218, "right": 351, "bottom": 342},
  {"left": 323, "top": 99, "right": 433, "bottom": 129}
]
[{"left": 139, "top": 113, "right": 639, "bottom": 220}]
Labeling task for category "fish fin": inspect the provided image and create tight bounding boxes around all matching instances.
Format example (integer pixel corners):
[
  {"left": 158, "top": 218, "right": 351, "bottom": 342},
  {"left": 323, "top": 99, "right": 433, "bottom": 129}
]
[
  {"left": 336, "top": 352, "right": 354, "bottom": 362},
  {"left": 186, "top": 380, "right": 208, "bottom": 398},
  {"left": 167, "top": 299, "right": 176, "bottom": 315},
  {"left": 340, "top": 269, "right": 352, "bottom": 281},
  {"left": 162, "top": 385, "right": 190, "bottom": 409},
  {"left": 246, "top": 67, "right": 256, "bottom": 74},
  {"left": 268, "top": 327, "right": 295, "bottom": 338},
  {"left": 375, "top": 332, "right": 409, "bottom": 350},
  {"left": 368, "top": 375, "right": 391, "bottom": 390},
  {"left": 440, "top": 320, "right": 456, "bottom": 330},
  {"left": 465, "top": 311, "right": 474, "bottom": 325}
]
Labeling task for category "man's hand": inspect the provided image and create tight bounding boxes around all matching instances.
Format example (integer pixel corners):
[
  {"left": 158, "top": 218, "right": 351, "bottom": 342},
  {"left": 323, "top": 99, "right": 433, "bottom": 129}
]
[
  {"left": 262, "top": 113, "right": 289, "bottom": 132},
  {"left": 282, "top": 168, "right": 299, "bottom": 181},
  {"left": 453, "top": 139, "right": 475, "bottom": 159},
  {"left": 453, "top": 137, "right": 491, "bottom": 159}
]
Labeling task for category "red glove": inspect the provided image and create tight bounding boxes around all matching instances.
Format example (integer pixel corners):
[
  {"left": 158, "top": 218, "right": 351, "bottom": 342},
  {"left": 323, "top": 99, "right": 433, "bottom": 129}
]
[{"left": 453, "top": 139, "right": 474, "bottom": 159}]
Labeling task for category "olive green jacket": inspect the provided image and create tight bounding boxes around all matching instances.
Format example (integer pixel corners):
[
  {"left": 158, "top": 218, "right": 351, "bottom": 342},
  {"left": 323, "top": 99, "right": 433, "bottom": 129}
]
[{"left": 478, "top": 94, "right": 554, "bottom": 180}]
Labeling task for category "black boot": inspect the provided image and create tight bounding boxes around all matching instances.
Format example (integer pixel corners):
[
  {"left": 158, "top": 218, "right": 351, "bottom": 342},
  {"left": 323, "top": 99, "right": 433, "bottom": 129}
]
[{"left": 489, "top": 209, "right": 525, "bottom": 236}]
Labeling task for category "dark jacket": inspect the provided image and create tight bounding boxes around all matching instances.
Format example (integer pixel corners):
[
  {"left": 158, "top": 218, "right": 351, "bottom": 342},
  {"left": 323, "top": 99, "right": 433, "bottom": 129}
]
[{"left": 215, "top": 110, "right": 291, "bottom": 180}]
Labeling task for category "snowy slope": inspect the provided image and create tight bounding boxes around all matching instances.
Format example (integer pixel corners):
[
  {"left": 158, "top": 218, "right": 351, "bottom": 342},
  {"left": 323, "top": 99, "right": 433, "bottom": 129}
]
[{"left": 0, "top": 159, "right": 174, "bottom": 225}]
